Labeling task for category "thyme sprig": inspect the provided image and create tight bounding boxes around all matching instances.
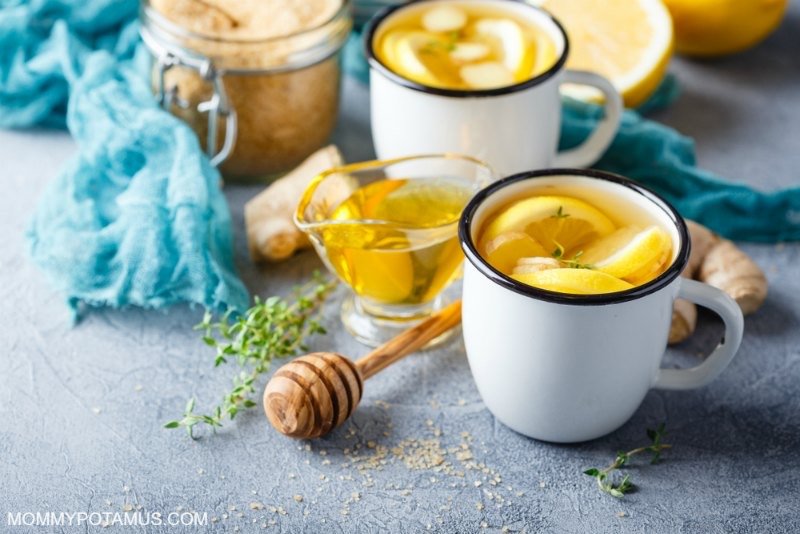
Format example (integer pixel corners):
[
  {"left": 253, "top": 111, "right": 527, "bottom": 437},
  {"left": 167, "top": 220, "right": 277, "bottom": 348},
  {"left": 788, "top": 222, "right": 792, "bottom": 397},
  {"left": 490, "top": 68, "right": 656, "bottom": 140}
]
[
  {"left": 165, "top": 273, "right": 338, "bottom": 438},
  {"left": 552, "top": 246, "right": 595, "bottom": 270},
  {"left": 583, "top": 423, "right": 671, "bottom": 498}
]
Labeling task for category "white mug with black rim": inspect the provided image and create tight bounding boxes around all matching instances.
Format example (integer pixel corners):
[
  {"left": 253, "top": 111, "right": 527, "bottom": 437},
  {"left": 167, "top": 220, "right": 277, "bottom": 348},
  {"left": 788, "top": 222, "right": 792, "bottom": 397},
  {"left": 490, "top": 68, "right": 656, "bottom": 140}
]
[
  {"left": 364, "top": 0, "right": 623, "bottom": 177},
  {"left": 458, "top": 169, "right": 744, "bottom": 443}
]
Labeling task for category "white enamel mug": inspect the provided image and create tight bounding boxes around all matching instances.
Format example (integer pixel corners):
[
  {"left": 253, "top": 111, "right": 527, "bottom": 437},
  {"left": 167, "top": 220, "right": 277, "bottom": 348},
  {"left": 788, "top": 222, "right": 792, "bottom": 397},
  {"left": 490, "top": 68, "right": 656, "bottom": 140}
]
[
  {"left": 458, "top": 169, "right": 745, "bottom": 443},
  {"left": 365, "top": 0, "right": 623, "bottom": 177}
]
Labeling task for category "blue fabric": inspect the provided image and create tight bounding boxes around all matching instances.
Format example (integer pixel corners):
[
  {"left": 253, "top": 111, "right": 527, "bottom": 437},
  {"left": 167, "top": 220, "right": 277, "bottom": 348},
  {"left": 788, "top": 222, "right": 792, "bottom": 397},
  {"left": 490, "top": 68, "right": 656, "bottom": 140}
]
[
  {"left": 345, "top": 31, "right": 800, "bottom": 243},
  {"left": 3, "top": 0, "right": 249, "bottom": 317},
  {"left": 561, "top": 99, "right": 800, "bottom": 242}
]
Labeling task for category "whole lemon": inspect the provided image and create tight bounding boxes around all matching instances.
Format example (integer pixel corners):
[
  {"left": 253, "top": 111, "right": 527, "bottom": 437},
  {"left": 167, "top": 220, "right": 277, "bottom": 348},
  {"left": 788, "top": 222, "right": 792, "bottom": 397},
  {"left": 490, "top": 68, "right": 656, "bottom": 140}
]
[{"left": 664, "top": 0, "right": 788, "bottom": 57}]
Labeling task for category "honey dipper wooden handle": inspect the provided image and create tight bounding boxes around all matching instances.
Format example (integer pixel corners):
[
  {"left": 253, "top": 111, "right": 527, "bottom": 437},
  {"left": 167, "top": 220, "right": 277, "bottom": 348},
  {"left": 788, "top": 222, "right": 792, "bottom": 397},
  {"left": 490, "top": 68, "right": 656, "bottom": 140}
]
[
  {"left": 356, "top": 300, "right": 462, "bottom": 380},
  {"left": 263, "top": 300, "right": 462, "bottom": 439}
]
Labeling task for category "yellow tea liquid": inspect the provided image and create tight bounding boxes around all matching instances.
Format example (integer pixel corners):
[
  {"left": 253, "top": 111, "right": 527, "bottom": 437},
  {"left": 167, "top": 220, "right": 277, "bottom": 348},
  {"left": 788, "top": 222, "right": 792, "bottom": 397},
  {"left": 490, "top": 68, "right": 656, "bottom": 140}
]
[
  {"left": 375, "top": 2, "right": 559, "bottom": 90},
  {"left": 321, "top": 177, "right": 472, "bottom": 306},
  {"left": 477, "top": 183, "right": 676, "bottom": 294}
]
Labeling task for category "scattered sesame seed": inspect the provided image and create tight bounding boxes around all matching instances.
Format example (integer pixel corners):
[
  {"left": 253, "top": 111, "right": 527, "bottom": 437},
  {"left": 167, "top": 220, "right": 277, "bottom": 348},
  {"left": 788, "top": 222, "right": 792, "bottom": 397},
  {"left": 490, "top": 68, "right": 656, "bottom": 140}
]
[{"left": 293, "top": 495, "right": 303, "bottom": 503}]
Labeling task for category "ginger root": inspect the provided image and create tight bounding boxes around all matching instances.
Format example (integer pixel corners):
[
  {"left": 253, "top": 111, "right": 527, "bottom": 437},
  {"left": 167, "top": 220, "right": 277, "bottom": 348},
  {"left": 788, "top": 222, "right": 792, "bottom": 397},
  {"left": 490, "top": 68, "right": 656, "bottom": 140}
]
[
  {"left": 699, "top": 239, "right": 768, "bottom": 315},
  {"left": 669, "top": 220, "right": 768, "bottom": 345},
  {"left": 245, "top": 145, "right": 343, "bottom": 262},
  {"left": 669, "top": 297, "right": 697, "bottom": 344},
  {"left": 669, "top": 220, "right": 717, "bottom": 343}
]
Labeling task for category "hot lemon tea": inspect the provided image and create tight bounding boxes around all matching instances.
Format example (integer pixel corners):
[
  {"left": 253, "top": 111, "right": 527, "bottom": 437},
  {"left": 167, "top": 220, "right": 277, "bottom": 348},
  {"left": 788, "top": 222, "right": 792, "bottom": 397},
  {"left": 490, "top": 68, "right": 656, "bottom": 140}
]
[
  {"left": 477, "top": 184, "right": 674, "bottom": 294},
  {"left": 374, "top": 1, "right": 559, "bottom": 90}
]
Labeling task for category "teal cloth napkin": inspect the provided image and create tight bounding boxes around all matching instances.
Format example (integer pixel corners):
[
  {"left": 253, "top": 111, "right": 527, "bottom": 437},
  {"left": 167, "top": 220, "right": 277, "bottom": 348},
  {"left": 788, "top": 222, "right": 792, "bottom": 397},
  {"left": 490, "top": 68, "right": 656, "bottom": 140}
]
[
  {"left": 5, "top": 0, "right": 249, "bottom": 317},
  {"left": 343, "top": 32, "right": 800, "bottom": 242}
]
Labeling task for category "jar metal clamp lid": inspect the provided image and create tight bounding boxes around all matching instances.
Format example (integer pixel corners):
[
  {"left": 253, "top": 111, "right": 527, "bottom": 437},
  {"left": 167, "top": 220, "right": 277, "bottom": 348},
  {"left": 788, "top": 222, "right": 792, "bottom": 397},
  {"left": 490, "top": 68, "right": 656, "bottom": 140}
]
[
  {"left": 139, "top": 0, "right": 353, "bottom": 168},
  {"left": 140, "top": 21, "right": 238, "bottom": 167}
]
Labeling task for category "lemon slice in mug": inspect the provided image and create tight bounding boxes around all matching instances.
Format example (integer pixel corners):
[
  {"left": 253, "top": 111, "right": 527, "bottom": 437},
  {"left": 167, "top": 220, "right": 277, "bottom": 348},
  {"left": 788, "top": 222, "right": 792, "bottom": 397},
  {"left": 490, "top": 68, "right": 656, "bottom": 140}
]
[
  {"left": 481, "top": 195, "right": 616, "bottom": 256},
  {"left": 580, "top": 225, "right": 672, "bottom": 281},
  {"left": 512, "top": 268, "right": 634, "bottom": 295}
]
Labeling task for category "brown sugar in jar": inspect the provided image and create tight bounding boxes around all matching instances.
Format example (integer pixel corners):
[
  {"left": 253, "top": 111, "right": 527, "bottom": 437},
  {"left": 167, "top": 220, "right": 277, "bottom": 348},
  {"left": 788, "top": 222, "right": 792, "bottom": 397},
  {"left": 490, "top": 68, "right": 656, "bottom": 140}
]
[{"left": 141, "top": 0, "right": 352, "bottom": 181}]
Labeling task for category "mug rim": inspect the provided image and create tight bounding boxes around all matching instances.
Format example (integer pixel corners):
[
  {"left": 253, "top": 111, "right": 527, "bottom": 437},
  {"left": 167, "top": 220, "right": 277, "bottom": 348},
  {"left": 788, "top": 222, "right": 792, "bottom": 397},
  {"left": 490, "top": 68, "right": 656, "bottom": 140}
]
[
  {"left": 458, "top": 168, "right": 691, "bottom": 306},
  {"left": 363, "top": 0, "right": 570, "bottom": 99}
]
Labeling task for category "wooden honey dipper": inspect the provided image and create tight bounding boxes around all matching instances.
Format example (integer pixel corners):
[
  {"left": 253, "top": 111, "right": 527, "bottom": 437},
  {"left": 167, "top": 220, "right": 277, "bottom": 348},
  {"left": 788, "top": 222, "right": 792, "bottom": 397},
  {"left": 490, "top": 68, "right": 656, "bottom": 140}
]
[{"left": 263, "top": 300, "right": 463, "bottom": 439}]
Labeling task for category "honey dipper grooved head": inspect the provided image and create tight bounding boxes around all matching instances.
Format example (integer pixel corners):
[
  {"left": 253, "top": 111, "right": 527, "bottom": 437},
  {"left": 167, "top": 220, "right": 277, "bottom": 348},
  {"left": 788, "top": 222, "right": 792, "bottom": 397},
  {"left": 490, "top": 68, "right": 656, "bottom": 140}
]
[{"left": 263, "top": 352, "right": 364, "bottom": 439}]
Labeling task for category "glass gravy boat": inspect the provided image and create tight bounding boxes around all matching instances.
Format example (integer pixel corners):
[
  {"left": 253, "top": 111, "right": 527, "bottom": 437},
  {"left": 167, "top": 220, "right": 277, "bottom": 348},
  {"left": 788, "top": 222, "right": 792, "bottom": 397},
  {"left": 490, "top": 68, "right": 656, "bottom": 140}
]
[{"left": 295, "top": 154, "right": 493, "bottom": 346}]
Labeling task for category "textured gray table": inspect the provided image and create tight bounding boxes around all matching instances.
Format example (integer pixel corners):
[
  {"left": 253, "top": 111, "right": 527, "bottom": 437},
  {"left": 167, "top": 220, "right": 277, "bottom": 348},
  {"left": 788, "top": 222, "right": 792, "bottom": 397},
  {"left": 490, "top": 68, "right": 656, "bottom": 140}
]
[{"left": 2, "top": 8, "right": 800, "bottom": 532}]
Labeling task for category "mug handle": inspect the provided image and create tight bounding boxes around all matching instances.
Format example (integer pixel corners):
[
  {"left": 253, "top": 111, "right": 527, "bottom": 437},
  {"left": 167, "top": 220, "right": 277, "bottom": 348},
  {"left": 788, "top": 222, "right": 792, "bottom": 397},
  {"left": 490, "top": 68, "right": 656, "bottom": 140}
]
[
  {"left": 553, "top": 70, "right": 623, "bottom": 168},
  {"left": 654, "top": 279, "right": 745, "bottom": 390}
]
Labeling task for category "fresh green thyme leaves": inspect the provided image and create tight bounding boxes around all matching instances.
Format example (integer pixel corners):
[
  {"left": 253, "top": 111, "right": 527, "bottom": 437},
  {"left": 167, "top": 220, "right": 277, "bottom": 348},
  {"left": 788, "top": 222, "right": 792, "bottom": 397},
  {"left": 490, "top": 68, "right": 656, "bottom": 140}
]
[
  {"left": 583, "top": 423, "right": 671, "bottom": 498},
  {"left": 165, "top": 272, "right": 337, "bottom": 439}
]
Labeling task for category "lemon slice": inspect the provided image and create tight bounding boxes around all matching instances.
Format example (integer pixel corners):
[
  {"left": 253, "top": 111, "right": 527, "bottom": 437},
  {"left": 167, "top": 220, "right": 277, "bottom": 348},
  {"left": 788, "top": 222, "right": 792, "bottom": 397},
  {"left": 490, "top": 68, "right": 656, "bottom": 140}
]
[
  {"left": 580, "top": 225, "right": 671, "bottom": 280},
  {"left": 389, "top": 31, "right": 443, "bottom": 87},
  {"left": 512, "top": 268, "right": 634, "bottom": 295},
  {"left": 482, "top": 231, "right": 549, "bottom": 273},
  {"left": 332, "top": 246, "right": 414, "bottom": 303},
  {"left": 625, "top": 241, "right": 672, "bottom": 286},
  {"left": 372, "top": 178, "right": 471, "bottom": 228},
  {"left": 537, "top": 0, "right": 673, "bottom": 107},
  {"left": 481, "top": 195, "right": 615, "bottom": 255},
  {"left": 474, "top": 18, "right": 526, "bottom": 71}
]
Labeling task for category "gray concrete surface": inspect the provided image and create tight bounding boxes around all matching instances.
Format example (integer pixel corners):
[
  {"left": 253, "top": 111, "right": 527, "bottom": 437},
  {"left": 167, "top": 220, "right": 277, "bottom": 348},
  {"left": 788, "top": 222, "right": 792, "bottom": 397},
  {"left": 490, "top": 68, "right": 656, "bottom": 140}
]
[{"left": 2, "top": 6, "right": 800, "bottom": 532}]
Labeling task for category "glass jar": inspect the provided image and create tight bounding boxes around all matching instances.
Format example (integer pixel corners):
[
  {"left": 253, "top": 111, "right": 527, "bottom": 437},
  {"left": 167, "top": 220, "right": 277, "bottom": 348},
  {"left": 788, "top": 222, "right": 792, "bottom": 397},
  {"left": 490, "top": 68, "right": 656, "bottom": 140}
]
[{"left": 140, "top": 0, "right": 352, "bottom": 182}]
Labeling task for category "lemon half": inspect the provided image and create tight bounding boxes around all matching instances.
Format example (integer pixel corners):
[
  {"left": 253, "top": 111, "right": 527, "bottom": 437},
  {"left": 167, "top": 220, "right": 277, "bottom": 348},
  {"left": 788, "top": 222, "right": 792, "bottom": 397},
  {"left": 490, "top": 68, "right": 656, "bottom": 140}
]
[{"left": 537, "top": 0, "right": 673, "bottom": 107}]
